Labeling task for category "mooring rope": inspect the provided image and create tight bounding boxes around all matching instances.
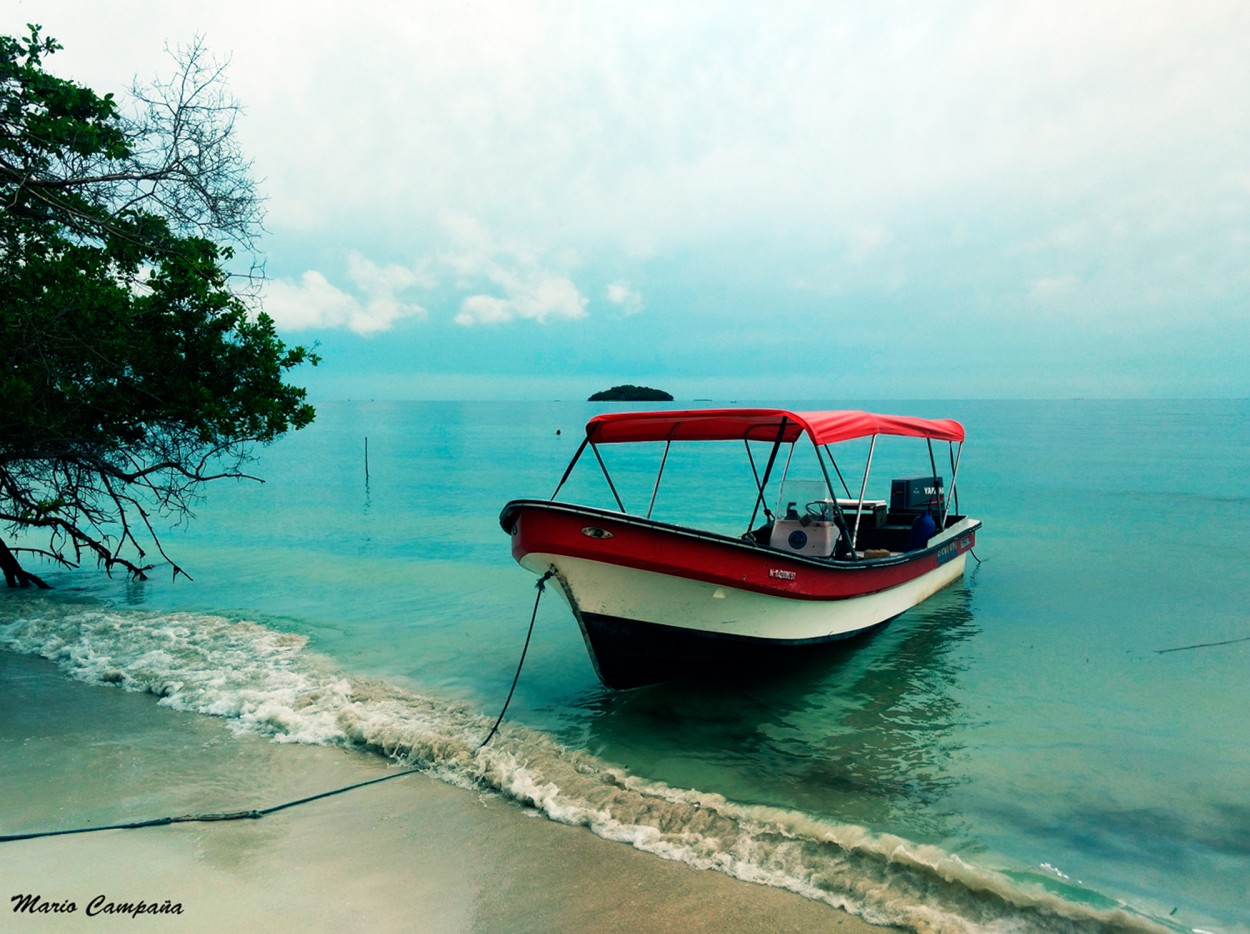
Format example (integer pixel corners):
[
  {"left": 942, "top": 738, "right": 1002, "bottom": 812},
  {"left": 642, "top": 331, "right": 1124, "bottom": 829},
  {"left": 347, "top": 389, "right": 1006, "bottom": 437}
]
[
  {"left": 0, "top": 571, "right": 555, "bottom": 845},
  {"left": 477, "top": 568, "right": 554, "bottom": 749},
  {"left": 0, "top": 768, "right": 426, "bottom": 843},
  {"left": 1155, "top": 635, "right": 1250, "bottom": 655}
]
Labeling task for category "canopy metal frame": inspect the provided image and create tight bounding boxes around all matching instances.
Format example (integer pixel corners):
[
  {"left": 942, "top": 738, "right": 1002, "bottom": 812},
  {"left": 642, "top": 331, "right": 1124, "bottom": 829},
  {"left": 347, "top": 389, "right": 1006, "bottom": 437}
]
[{"left": 547, "top": 409, "right": 966, "bottom": 560}]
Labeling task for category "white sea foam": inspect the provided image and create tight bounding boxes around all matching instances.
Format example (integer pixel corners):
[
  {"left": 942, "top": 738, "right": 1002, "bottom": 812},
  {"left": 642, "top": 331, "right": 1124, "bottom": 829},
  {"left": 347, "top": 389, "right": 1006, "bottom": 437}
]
[{"left": 0, "top": 602, "right": 1176, "bottom": 934}]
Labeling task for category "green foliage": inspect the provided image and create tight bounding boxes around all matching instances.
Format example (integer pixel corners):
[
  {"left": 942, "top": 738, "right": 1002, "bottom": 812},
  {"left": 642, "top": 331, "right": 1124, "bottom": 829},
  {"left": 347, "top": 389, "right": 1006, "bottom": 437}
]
[
  {"left": 588, "top": 385, "right": 674, "bottom": 401},
  {"left": 0, "top": 25, "right": 317, "bottom": 584}
]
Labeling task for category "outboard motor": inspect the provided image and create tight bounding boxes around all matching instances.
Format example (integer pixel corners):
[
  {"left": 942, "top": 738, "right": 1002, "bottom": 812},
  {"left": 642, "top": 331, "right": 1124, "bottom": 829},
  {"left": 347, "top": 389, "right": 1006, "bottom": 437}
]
[{"left": 890, "top": 476, "right": 944, "bottom": 516}]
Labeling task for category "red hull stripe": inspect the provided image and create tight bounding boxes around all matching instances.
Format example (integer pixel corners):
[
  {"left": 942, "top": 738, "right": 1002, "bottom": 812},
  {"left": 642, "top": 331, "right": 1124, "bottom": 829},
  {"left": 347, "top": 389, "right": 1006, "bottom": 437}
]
[{"left": 502, "top": 500, "right": 977, "bottom": 601}]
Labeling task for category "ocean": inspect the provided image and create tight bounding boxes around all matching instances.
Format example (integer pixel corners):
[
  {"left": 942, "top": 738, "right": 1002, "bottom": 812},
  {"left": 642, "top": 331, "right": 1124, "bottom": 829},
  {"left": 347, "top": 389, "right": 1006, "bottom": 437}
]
[{"left": 2, "top": 399, "right": 1247, "bottom": 932}]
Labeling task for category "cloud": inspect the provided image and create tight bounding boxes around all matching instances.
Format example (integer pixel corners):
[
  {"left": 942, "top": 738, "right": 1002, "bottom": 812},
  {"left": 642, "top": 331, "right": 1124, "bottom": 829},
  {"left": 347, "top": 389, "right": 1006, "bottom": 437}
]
[
  {"left": 605, "top": 281, "right": 643, "bottom": 316},
  {"left": 32, "top": 1, "right": 1250, "bottom": 249},
  {"left": 453, "top": 295, "right": 513, "bottom": 326},
  {"left": 264, "top": 252, "right": 429, "bottom": 335},
  {"left": 263, "top": 271, "right": 355, "bottom": 331},
  {"left": 264, "top": 213, "right": 590, "bottom": 332},
  {"left": 455, "top": 275, "right": 588, "bottom": 326},
  {"left": 513, "top": 276, "right": 588, "bottom": 322},
  {"left": 29, "top": 0, "right": 1250, "bottom": 397},
  {"left": 438, "top": 212, "right": 589, "bottom": 326}
]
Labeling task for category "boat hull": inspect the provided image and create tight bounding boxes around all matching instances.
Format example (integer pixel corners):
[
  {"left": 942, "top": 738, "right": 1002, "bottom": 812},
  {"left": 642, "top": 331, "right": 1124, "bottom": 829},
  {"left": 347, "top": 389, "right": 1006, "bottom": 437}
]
[{"left": 502, "top": 500, "right": 979, "bottom": 688}]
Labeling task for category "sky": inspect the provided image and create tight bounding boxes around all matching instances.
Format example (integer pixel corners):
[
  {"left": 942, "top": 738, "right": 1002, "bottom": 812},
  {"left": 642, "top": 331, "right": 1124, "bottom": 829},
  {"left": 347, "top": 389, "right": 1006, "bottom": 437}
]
[{"left": 6, "top": 0, "right": 1249, "bottom": 400}]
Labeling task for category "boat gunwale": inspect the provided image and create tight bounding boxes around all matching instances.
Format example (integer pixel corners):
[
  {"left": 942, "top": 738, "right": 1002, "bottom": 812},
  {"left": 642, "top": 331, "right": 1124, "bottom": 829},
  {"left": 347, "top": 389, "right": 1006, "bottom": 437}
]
[{"left": 500, "top": 497, "right": 980, "bottom": 574}]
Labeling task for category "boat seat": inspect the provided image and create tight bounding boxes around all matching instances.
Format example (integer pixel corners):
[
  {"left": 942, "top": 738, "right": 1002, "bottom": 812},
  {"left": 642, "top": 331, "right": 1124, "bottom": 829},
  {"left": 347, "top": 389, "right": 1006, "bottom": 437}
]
[{"left": 745, "top": 521, "right": 773, "bottom": 545}]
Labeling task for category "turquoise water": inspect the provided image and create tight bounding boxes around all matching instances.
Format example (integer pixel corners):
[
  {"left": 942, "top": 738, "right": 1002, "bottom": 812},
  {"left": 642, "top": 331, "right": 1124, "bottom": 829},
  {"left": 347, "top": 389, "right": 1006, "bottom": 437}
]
[{"left": 3, "top": 399, "right": 1248, "bottom": 932}]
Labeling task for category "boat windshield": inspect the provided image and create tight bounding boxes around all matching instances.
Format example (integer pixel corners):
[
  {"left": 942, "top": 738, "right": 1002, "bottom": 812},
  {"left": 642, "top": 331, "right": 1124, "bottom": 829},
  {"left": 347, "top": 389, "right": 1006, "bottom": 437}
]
[{"left": 775, "top": 479, "right": 836, "bottom": 521}]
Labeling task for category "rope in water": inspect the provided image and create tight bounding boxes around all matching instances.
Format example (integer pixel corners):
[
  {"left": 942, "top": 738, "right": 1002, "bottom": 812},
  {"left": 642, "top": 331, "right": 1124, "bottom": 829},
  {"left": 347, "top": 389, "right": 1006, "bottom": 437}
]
[
  {"left": 0, "top": 572, "right": 554, "bottom": 845},
  {"left": 1155, "top": 635, "right": 1250, "bottom": 655},
  {"left": 477, "top": 569, "right": 554, "bottom": 750}
]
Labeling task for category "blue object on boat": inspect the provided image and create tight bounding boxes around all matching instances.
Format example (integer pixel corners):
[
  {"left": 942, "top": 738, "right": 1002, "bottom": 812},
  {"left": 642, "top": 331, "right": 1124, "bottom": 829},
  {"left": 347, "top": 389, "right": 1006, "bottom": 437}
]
[{"left": 908, "top": 510, "right": 936, "bottom": 550}]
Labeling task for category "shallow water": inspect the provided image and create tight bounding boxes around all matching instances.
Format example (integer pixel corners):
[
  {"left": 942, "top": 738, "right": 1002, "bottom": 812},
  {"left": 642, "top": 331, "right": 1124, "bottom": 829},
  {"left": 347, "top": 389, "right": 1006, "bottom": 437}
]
[{"left": 3, "top": 399, "right": 1248, "bottom": 932}]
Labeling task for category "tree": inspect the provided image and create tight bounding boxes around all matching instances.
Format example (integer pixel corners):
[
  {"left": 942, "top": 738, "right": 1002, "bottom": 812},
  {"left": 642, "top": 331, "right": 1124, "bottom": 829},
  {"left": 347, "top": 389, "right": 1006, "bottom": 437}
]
[{"left": 1, "top": 26, "right": 317, "bottom": 587}]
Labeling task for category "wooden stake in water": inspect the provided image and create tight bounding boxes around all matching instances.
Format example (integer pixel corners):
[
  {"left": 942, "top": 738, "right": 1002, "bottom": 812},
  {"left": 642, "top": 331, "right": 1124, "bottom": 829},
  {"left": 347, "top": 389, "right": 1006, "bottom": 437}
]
[{"left": 365, "top": 437, "right": 370, "bottom": 484}]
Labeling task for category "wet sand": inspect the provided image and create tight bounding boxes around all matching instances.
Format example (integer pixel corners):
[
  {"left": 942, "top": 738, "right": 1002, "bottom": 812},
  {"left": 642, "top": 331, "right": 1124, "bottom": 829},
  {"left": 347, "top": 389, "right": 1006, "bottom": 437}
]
[{"left": 1, "top": 651, "right": 891, "bottom": 933}]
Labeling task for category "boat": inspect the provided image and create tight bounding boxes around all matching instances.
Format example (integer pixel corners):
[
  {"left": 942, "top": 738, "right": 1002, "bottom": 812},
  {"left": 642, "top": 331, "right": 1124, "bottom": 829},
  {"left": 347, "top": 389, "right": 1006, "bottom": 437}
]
[{"left": 499, "top": 408, "right": 981, "bottom": 688}]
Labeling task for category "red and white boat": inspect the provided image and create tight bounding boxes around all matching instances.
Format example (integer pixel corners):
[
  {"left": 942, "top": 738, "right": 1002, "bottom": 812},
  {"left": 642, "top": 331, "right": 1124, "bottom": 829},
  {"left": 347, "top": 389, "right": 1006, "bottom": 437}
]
[{"left": 500, "top": 408, "right": 980, "bottom": 688}]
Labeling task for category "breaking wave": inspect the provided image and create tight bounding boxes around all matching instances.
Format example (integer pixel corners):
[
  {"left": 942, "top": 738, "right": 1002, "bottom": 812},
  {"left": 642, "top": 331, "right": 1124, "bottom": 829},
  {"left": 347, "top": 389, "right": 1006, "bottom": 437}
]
[{"left": 1, "top": 600, "right": 1175, "bottom": 934}]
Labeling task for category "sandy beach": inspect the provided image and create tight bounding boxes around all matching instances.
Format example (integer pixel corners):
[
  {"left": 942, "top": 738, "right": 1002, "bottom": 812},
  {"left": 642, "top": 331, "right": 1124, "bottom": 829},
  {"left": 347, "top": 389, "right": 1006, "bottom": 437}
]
[{"left": 1, "top": 650, "right": 889, "bottom": 933}]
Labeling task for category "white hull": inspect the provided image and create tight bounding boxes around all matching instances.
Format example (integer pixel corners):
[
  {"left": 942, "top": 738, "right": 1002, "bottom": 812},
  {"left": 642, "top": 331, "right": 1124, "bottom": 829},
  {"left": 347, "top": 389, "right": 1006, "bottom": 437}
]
[{"left": 520, "top": 550, "right": 969, "bottom": 644}]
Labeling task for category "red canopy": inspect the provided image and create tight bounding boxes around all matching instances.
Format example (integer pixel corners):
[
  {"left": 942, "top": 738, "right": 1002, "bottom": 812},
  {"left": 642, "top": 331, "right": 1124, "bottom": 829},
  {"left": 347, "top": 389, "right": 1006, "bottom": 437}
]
[{"left": 585, "top": 408, "right": 965, "bottom": 446}]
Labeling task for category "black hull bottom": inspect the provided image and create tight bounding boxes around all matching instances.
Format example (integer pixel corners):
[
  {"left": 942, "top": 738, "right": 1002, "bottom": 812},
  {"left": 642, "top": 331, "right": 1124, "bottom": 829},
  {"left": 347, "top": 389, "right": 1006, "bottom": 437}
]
[{"left": 577, "top": 611, "right": 893, "bottom": 690}]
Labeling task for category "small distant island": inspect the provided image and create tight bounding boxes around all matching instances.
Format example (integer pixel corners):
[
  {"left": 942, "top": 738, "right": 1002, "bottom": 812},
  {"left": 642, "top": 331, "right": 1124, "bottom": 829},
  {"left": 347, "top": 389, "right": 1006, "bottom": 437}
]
[{"left": 588, "top": 384, "right": 674, "bottom": 402}]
